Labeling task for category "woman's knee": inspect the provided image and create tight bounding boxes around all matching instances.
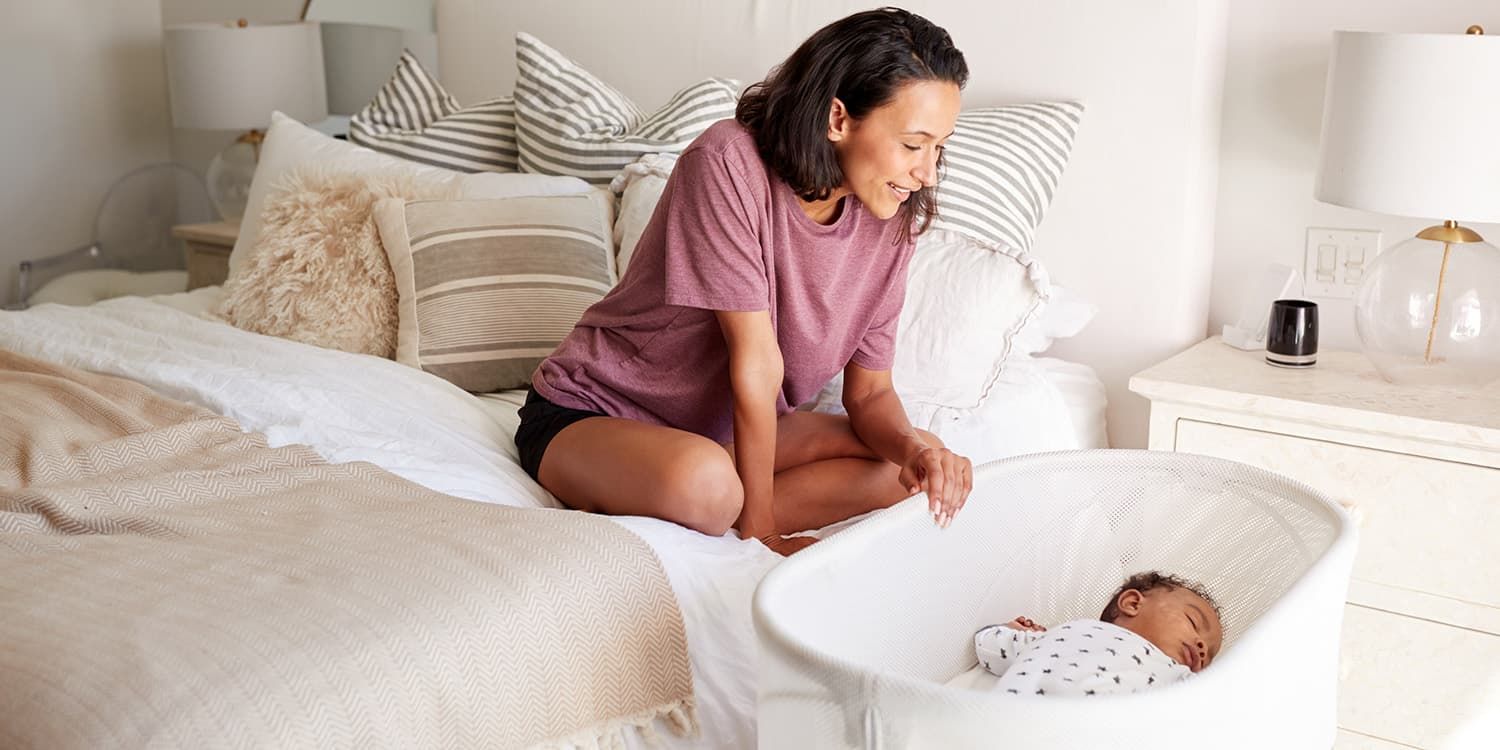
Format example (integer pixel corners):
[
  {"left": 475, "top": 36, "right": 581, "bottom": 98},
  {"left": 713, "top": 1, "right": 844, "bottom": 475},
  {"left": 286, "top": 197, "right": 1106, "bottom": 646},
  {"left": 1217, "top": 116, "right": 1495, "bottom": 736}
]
[{"left": 660, "top": 446, "right": 743, "bottom": 536}]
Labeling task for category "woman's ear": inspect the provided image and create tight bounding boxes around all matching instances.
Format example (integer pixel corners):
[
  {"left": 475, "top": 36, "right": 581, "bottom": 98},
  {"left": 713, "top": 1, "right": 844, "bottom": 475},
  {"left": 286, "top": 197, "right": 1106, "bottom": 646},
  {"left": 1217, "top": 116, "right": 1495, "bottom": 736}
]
[
  {"left": 1117, "top": 589, "right": 1144, "bottom": 617},
  {"left": 827, "top": 97, "right": 851, "bottom": 143}
]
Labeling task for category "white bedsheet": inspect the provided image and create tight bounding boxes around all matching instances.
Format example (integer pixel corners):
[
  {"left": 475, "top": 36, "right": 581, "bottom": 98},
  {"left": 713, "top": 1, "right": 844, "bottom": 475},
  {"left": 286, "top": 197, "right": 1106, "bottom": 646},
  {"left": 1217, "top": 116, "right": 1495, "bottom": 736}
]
[
  {"left": 0, "top": 293, "right": 776, "bottom": 749},
  {"left": 0, "top": 289, "right": 1108, "bottom": 749}
]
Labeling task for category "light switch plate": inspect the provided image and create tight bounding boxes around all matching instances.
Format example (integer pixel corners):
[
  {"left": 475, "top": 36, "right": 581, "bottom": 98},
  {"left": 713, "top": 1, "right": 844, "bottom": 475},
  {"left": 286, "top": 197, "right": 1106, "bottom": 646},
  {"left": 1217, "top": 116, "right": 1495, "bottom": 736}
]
[{"left": 1304, "top": 227, "right": 1381, "bottom": 299}]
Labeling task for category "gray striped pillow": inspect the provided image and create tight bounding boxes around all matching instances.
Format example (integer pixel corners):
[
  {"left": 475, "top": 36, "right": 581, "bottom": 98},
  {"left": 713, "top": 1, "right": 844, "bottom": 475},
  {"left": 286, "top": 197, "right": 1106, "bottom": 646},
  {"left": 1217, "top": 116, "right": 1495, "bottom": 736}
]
[
  {"left": 349, "top": 51, "right": 519, "bottom": 173},
  {"left": 513, "top": 32, "right": 739, "bottom": 185},
  {"left": 933, "top": 101, "right": 1084, "bottom": 253},
  {"left": 373, "top": 191, "right": 614, "bottom": 392}
]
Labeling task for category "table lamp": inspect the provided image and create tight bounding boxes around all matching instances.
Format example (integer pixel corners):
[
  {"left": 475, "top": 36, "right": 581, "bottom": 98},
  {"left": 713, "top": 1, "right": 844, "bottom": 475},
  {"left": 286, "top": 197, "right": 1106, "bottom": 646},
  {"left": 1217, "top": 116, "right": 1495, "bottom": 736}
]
[
  {"left": 302, "top": 0, "right": 438, "bottom": 118},
  {"left": 163, "top": 20, "right": 327, "bottom": 221},
  {"left": 319, "top": 23, "right": 438, "bottom": 117},
  {"left": 1314, "top": 27, "right": 1500, "bottom": 386}
]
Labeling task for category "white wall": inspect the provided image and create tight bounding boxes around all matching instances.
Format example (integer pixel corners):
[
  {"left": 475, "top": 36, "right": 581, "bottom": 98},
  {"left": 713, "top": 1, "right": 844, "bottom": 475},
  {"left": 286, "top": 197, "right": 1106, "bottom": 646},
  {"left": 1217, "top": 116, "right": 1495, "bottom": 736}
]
[
  {"left": 0, "top": 0, "right": 174, "bottom": 307},
  {"left": 1044, "top": 0, "right": 1228, "bottom": 448},
  {"left": 1212, "top": 0, "right": 1500, "bottom": 351}
]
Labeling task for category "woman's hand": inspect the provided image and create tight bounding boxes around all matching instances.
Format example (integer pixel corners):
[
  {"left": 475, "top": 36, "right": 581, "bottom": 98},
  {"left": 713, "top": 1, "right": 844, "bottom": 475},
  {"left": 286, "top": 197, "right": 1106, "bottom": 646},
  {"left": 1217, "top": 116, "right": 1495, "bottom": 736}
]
[
  {"left": 898, "top": 445, "right": 973, "bottom": 528},
  {"left": 1006, "top": 616, "right": 1046, "bottom": 633}
]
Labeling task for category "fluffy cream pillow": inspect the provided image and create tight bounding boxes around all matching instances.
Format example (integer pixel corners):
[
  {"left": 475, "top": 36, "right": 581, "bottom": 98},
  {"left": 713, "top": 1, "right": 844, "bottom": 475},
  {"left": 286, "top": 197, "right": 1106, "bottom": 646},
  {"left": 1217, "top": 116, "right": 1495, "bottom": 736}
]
[
  {"left": 231, "top": 112, "right": 590, "bottom": 281},
  {"left": 218, "top": 165, "right": 458, "bottom": 357}
]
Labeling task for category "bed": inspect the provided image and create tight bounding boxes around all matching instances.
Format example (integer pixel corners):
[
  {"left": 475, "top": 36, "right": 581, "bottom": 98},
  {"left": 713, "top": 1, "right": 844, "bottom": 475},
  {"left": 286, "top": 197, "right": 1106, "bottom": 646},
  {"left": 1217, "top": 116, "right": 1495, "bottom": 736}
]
[
  {"left": 0, "top": 1, "right": 1227, "bottom": 747},
  {"left": 1, "top": 288, "right": 1100, "bottom": 749}
]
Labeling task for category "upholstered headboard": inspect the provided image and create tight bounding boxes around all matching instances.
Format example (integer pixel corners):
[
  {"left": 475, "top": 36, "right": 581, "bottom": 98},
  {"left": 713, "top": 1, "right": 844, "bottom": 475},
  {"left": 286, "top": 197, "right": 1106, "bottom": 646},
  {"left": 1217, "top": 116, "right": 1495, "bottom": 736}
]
[{"left": 436, "top": 0, "right": 1229, "bottom": 448}]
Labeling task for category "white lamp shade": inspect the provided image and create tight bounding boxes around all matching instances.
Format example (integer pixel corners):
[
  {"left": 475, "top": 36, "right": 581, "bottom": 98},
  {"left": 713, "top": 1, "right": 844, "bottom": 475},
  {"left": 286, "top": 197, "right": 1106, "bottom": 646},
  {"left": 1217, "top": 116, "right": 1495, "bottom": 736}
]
[
  {"left": 322, "top": 23, "right": 438, "bottom": 116},
  {"left": 164, "top": 21, "right": 328, "bottom": 130},
  {"left": 1314, "top": 30, "right": 1500, "bottom": 223}
]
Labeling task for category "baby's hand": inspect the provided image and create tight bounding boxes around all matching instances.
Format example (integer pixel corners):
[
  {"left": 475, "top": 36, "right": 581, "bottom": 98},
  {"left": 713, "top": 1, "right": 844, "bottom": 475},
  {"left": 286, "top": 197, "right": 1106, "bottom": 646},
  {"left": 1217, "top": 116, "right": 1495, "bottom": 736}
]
[{"left": 1007, "top": 616, "right": 1046, "bottom": 633}]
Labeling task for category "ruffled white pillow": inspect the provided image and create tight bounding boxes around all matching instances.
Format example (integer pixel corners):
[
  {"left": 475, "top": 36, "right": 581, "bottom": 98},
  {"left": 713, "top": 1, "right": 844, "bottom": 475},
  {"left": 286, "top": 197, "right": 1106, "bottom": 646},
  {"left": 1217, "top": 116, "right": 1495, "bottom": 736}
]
[{"left": 609, "top": 153, "right": 677, "bottom": 274}]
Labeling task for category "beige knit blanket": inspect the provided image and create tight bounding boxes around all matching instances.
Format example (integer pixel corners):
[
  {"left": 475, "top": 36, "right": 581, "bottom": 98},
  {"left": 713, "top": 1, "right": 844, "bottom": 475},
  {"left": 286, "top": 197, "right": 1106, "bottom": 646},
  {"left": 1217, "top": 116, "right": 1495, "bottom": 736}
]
[{"left": 0, "top": 349, "right": 694, "bottom": 749}]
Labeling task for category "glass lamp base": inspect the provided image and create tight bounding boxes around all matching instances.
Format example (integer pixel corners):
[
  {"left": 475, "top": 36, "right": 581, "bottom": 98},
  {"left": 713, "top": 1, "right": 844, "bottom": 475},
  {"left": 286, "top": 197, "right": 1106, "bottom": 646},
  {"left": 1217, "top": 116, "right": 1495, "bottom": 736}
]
[
  {"left": 1359, "top": 353, "right": 1498, "bottom": 387},
  {"left": 205, "top": 136, "right": 259, "bottom": 222},
  {"left": 1354, "top": 231, "right": 1500, "bottom": 387}
]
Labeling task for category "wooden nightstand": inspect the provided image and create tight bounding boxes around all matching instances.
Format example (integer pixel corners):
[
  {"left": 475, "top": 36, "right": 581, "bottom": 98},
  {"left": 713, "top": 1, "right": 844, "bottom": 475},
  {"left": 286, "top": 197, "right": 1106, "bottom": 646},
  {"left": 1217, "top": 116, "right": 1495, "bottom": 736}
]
[
  {"left": 1131, "top": 338, "right": 1500, "bottom": 750},
  {"left": 172, "top": 221, "right": 238, "bottom": 290}
]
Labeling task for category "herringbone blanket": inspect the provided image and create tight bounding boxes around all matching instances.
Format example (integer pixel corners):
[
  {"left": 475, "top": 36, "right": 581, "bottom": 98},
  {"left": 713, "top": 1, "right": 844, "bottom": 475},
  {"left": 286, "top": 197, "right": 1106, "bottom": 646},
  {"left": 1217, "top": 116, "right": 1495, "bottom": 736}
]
[{"left": 0, "top": 349, "right": 694, "bottom": 749}]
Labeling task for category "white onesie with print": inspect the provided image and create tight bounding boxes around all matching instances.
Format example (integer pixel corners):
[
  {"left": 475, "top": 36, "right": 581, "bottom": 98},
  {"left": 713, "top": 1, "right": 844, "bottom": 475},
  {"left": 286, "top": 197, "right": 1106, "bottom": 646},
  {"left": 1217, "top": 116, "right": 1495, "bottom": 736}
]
[{"left": 973, "top": 619, "right": 1190, "bottom": 696}]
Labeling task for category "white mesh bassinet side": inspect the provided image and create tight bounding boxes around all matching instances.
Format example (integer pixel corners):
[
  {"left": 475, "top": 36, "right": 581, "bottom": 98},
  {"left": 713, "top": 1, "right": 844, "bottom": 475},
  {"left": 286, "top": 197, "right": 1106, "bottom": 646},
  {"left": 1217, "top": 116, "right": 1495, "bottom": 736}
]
[{"left": 754, "top": 450, "right": 1357, "bottom": 749}]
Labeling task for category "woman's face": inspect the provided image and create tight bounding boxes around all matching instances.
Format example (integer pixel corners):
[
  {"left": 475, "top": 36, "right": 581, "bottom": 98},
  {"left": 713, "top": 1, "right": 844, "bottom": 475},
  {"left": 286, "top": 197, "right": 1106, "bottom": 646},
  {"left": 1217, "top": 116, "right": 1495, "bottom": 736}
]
[{"left": 829, "top": 80, "right": 962, "bottom": 220}]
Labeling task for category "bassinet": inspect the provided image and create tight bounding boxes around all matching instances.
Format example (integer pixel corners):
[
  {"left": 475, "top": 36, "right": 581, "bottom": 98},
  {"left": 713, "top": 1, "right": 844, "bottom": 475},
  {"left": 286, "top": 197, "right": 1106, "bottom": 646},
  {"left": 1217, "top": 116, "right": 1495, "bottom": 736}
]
[{"left": 753, "top": 450, "right": 1358, "bottom": 749}]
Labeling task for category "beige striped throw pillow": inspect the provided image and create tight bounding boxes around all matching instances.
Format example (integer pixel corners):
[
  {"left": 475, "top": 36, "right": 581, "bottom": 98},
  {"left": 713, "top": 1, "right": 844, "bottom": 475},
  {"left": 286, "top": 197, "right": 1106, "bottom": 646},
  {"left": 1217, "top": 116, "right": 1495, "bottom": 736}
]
[{"left": 373, "top": 191, "right": 615, "bottom": 392}]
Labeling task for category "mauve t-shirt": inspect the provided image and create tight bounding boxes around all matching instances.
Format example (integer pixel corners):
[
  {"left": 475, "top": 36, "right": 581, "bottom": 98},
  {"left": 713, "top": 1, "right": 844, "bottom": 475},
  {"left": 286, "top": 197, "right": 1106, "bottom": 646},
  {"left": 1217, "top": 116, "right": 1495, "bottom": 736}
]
[{"left": 532, "top": 119, "right": 915, "bottom": 444}]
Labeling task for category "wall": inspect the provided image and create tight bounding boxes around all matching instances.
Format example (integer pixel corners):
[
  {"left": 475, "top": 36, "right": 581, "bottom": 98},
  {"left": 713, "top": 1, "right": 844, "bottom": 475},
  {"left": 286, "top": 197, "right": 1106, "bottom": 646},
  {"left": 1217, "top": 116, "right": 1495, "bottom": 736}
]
[
  {"left": 1045, "top": 0, "right": 1228, "bottom": 448},
  {"left": 11, "top": 0, "right": 1474, "bottom": 439},
  {"left": 0, "top": 0, "right": 174, "bottom": 307},
  {"left": 1211, "top": 0, "right": 1500, "bottom": 351}
]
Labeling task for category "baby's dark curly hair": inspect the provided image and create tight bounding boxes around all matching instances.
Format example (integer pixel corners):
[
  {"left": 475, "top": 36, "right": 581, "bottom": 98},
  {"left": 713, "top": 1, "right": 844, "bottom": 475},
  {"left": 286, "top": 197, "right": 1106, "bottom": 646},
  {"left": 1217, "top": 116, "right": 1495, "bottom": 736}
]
[{"left": 1099, "top": 571, "right": 1220, "bottom": 623}]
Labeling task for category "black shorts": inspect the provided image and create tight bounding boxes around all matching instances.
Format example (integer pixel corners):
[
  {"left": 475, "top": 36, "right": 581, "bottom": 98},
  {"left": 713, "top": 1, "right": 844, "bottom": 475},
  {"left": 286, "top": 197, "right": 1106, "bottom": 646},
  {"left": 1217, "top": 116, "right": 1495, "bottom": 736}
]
[{"left": 514, "top": 387, "right": 608, "bottom": 482}]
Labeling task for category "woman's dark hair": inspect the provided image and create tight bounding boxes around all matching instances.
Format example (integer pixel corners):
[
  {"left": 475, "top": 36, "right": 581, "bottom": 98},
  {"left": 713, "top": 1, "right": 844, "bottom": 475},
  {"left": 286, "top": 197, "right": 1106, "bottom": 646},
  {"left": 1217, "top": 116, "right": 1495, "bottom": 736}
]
[{"left": 735, "top": 7, "right": 968, "bottom": 244}]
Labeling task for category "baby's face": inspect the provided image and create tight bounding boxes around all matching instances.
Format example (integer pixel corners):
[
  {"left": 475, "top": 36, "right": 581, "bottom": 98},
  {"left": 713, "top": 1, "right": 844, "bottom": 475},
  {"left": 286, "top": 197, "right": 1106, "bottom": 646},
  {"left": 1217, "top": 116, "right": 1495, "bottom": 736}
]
[{"left": 1113, "top": 587, "right": 1223, "bottom": 672}]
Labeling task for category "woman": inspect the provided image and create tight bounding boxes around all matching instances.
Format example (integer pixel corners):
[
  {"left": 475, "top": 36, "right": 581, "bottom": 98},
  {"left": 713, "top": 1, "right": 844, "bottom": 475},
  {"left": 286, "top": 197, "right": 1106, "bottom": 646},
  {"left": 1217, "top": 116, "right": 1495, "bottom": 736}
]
[{"left": 516, "top": 8, "right": 973, "bottom": 555}]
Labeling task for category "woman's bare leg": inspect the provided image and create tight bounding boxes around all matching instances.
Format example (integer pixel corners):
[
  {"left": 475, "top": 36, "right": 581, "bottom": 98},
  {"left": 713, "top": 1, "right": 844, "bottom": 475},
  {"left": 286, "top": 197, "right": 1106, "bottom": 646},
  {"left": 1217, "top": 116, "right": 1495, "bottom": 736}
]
[
  {"left": 536, "top": 417, "right": 744, "bottom": 536},
  {"left": 536, "top": 410, "right": 942, "bottom": 538},
  {"left": 739, "top": 411, "right": 944, "bottom": 534},
  {"left": 772, "top": 457, "right": 908, "bottom": 533}
]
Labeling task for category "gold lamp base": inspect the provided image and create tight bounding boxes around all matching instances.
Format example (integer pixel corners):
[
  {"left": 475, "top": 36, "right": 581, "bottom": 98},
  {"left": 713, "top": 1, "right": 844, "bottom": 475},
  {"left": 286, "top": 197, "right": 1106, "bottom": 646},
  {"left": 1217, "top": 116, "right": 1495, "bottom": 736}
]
[{"left": 1413, "top": 220, "right": 1484, "bottom": 364}]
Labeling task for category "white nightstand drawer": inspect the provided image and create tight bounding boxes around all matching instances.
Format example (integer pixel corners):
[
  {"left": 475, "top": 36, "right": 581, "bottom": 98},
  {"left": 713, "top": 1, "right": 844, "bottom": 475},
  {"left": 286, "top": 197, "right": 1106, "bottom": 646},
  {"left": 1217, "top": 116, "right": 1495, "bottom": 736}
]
[
  {"left": 1334, "top": 729, "right": 1417, "bottom": 749},
  {"left": 1175, "top": 419, "right": 1500, "bottom": 611},
  {"left": 185, "top": 242, "right": 230, "bottom": 290},
  {"left": 1338, "top": 604, "right": 1500, "bottom": 749}
]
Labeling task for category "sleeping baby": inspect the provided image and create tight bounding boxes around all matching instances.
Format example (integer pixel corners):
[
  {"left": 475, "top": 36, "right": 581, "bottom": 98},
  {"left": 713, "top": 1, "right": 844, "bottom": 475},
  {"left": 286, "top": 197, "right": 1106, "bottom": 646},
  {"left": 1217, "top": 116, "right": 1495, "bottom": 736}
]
[{"left": 973, "top": 571, "right": 1223, "bottom": 696}]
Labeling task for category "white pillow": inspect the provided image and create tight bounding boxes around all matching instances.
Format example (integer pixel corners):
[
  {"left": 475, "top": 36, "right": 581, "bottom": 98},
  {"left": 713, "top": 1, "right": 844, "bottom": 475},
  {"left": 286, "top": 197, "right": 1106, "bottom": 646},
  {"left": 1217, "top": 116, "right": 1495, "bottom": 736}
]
[
  {"left": 230, "top": 111, "right": 590, "bottom": 280},
  {"left": 892, "top": 228, "right": 1050, "bottom": 410},
  {"left": 1011, "top": 283, "right": 1097, "bottom": 356},
  {"left": 27, "top": 270, "right": 187, "bottom": 307},
  {"left": 609, "top": 153, "right": 677, "bottom": 274},
  {"left": 809, "top": 229, "right": 1090, "bottom": 418}
]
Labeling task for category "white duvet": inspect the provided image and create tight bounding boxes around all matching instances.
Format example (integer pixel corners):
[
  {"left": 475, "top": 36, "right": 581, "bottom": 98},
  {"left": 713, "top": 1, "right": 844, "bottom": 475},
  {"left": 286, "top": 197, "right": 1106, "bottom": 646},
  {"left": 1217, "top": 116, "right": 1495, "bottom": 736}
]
[
  {"left": 0, "top": 292, "right": 777, "bottom": 750},
  {"left": 0, "top": 290, "right": 1107, "bottom": 749}
]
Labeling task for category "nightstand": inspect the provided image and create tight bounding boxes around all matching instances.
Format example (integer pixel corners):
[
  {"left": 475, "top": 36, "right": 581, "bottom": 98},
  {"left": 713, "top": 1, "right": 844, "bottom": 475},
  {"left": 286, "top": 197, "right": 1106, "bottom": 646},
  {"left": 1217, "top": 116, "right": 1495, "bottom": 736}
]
[
  {"left": 172, "top": 221, "right": 238, "bottom": 290},
  {"left": 1131, "top": 338, "right": 1500, "bottom": 750}
]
